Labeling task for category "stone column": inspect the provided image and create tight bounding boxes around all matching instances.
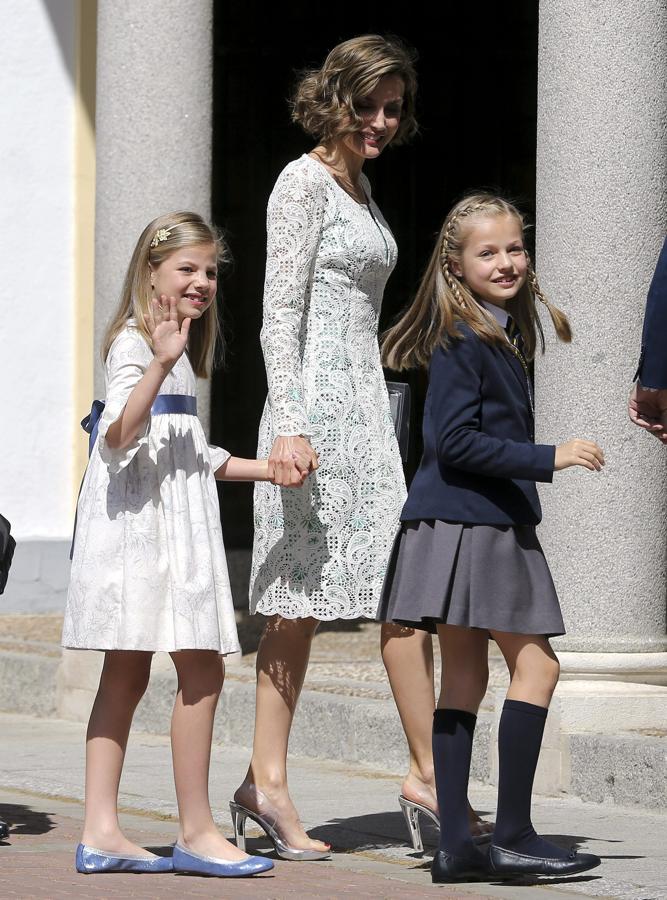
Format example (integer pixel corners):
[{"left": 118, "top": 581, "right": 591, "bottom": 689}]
[
  {"left": 58, "top": 0, "right": 214, "bottom": 721},
  {"left": 94, "top": 0, "right": 213, "bottom": 432},
  {"left": 493, "top": 0, "right": 667, "bottom": 796},
  {"left": 535, "top": 0, "right": 667, "bottom": 676}
]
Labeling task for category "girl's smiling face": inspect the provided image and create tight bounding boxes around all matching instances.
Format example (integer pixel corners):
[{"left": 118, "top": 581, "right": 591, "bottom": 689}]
[
  {"left": 452, "top": 214, "right": 528, "bottom": 308},
  {"left": 150, "top": 243, "right": 217, "bottom": 323}
]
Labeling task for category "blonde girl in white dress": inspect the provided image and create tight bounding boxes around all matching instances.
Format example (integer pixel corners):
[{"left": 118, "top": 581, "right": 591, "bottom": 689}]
[
  {"left": 62, "top": 213, "right": 303, "bottom": 878},
  {"left": 231, "top": 36, "right": 421, "bottom": 858}
]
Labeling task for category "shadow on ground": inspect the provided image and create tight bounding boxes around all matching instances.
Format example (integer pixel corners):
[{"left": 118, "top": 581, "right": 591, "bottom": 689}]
[{"left": 0, "top": 803, "right": 56, "bottom": 839}]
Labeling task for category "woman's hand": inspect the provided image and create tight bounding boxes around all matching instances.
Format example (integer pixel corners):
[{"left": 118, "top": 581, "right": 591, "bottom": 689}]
[
  {"left": 554, "top": 439, "right": 605, "bottom": 472},
  {"left": 268, "top": 435, "right": 319, "bottom": 486},
  {"left": 146, "top": 295, "right": 191, "bottom": 370}
]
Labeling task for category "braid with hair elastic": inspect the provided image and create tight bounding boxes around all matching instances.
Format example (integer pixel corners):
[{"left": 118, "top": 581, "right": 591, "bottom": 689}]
[{"left": 525, "top": 254, "right": 548, "bottom": 307}]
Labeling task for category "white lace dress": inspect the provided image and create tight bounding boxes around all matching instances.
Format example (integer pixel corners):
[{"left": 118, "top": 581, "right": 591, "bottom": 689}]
[
  {"left": 250, "top": 154, "right": 407, "bottom": 620},
  {"left": 62, "top": 323, "right": 241, "bottom": 654}
]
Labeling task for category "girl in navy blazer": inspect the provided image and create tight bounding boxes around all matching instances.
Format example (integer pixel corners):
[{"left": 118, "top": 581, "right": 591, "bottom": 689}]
[{"left": 378, "top": 194, "right": 604, "bottom": 883}]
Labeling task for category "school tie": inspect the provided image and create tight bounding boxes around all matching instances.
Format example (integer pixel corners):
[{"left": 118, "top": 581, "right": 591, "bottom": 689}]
[{"left": 505, "top": 316, "right": 526, "bottom": 359}]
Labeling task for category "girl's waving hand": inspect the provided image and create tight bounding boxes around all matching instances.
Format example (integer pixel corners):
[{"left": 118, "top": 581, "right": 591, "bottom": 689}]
[{"left": 146, "top": 295, "right": 191, "bottom": 370}]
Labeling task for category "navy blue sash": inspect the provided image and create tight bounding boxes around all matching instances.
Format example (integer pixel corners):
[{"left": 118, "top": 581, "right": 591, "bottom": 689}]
[
  {"left": 71, "top": 394, "right": 198, "bottom": 557},
  {"left": 81, "top": 394, "right": 197, "bottom": 458}
]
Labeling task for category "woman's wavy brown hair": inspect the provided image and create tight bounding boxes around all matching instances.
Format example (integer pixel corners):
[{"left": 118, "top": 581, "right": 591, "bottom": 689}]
[
  {"left": 291, "top": 34, "right": 418, "bottom": 145},
  {"left": 101, "top": 212, "right": 229, "bottom": 378},
  {"left": 382, "top": 193, "right": 572, "bottom": 371}
]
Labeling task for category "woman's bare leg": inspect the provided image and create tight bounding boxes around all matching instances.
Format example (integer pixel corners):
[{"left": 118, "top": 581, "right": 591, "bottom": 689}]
[
  {"left": 381, "top": 624, "right": 435, "bottom": 805},
  {"left": 81, "top": 650, "right": 154, "bottom": 854},
  {"left": 381, "top": 622, "right": 493, "bottom": 835},
  {"left": 170, "top": 650, "right": 247, "bottom": 860},
  {"left": 235, "top": 615, "right": 329, "bottom": 852}
]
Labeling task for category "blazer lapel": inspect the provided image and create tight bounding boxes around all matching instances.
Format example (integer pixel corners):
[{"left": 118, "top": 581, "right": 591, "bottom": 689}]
[{"left": 500, "top": 347, "right": 533, "bottom": 411}]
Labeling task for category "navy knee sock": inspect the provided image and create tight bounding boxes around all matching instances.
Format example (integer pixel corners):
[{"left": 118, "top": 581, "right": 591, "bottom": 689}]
[
  {"left": 493, "top": 699, "right": 569, "bottom": 860},
  {"left": 433, "top": 708, "right": 477, "bottom": 857}
]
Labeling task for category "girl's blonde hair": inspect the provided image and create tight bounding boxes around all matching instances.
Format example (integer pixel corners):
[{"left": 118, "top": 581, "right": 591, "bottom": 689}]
[
  {"left": 291, "top": 34, "right": 418, "bottom": 145},
  {"left": 102, "top": 212, "right": 229, "bottom": 378},
  {"left": 382, "top": 193, "right": 571, "bottom": 371}
]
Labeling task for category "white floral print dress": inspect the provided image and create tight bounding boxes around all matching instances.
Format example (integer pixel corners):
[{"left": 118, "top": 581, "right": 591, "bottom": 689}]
[
  {"left": 62, "top": 322, "right": 241, "bottom": 653},
  {"left": 250, "top": 155, "right": 407, "bottom": 620}
]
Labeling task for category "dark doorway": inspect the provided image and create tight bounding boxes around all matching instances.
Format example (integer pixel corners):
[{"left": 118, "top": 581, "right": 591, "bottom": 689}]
[{"left": 211, "top": 3, "right": 538, "bottom": 548}]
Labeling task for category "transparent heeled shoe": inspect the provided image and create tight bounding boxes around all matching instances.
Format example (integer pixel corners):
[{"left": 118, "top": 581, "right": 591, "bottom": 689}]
[
  {"left": 398, "top": 795, "right": 492, "bottom": 852},
  {"left": 229, "top": 800, "right": 331, "bottom": 861},
  {"left": 398, "top": 794, "right": 439, "bottom": 852}
]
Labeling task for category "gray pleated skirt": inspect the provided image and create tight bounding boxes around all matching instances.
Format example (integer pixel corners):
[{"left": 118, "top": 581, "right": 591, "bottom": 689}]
[{"left": 377, "top": 520, "right": 565, "bottom": 637}]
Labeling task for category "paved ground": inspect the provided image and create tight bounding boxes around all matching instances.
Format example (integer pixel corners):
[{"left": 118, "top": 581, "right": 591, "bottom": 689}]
[{"left": 1, "top": 714, "right": 665, "bottom": 900}]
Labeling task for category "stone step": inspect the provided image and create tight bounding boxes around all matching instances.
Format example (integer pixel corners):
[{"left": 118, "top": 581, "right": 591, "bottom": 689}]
[{"left": 1, "top": 644, "right": 665, "bottom": 811}]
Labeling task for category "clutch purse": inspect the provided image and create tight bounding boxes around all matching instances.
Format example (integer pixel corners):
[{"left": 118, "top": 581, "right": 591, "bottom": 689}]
[{"left": 386, "top": 381, "right": 411, "bottom": 462}]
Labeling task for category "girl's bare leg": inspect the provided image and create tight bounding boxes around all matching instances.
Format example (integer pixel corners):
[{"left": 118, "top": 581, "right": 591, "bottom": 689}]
[
  {"left": 234, "top": 615, "right": 329, "bottom": 852},
  {"left": 170, "top": 650, "right": 246, "bottom": 860},
  {"left": 81, "top": 650, "right": 154, "bottom": 854},
  {"left": 381, "top": 622, "right": 494, "bottom": 835},
  {"left": 490, "top": 631, "right": 560, "bottom": 708},
  {"left": 436, "top": 625, "right": 489, "bottom": 714}
]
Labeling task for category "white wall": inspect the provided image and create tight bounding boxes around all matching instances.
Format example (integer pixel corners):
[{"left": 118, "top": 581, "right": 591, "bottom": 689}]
[{"left": 0, "top": 0, "right": 76, "bottom": 539}]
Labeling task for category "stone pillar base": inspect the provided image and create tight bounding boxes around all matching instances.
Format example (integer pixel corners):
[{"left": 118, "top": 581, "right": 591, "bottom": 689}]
[
  {"left": 491, "top": 680, "right": 667, "bottom": 795},
  {"left": 559, "top": 651, "right": 667, "bottom": 686}
]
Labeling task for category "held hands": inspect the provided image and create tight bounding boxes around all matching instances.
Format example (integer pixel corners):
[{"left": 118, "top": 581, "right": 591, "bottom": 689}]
[
  {"left": 628, "top": 384, "right": 667, "bottom": 445},
  {"left": 146, "top": 295, "right": 191, "bottom": 371},
  {"left": 268, "top": 435, "right": 319, "bottom": 487},
  {"left": 554, "top": 439, "right": 605, "bottom": 472}
]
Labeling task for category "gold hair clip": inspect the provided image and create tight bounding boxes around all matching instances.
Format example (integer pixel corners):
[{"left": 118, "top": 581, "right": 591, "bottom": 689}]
[{"left": 150, "top": 228, "right": 172, "bottom": 248}]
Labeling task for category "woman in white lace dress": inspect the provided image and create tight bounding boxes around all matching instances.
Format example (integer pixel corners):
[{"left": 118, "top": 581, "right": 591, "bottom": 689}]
[{"left": 231, "top": 36, "right": 420, "bottom": 857}]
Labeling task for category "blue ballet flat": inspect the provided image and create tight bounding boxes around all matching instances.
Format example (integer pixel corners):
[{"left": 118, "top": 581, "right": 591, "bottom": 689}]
[
  {"left": 75, "top": 843, "right": 174, "bottom": 874},
  {"left": 172, "top": 842, "right": 274, "bottom": 877}
]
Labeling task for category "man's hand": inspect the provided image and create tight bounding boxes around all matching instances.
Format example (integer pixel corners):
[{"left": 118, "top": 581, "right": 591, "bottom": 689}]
[{"left": 628, "top": 384, "right": 667, "bottom": 444}]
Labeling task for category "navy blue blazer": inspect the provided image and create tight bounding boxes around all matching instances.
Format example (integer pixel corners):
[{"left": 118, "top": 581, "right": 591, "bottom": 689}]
[
  {"left": 402, "top": 324, "right": 556, "bottom": 526},
  {"left": 635, "top": 236, "right": 667, "bottom": 390}
]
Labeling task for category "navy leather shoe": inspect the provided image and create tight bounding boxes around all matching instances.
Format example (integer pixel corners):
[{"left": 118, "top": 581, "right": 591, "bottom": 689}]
[
  {"left": 488, "top": 844, "right": 601, "bottom": 876},
  {"left": 0, "top": 819, "right": 9, "bottom": 839},
  {"left": 75, "top": 843, "right": 173, "bottom": 874},
  {"left": 431, "top": 847, "right": 488, "bottom": 882},
  {"left": 172, "top": 842, "right": 274, "bottom": 877}
]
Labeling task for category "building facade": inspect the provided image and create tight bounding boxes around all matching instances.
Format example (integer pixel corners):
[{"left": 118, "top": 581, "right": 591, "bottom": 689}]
[{"left": 1, "top": 0, "right": 665, "bottom": 790}]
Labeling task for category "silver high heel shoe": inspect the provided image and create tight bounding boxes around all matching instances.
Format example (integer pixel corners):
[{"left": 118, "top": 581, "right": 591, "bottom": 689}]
[
  {"left": 399, "top": 795, "right": 438, "bottom": 852},
  {"left": 398, "top": 795, "right": 492, "bottom": 852},
  {"left": 229, "top": 801, "right": 331, "bottom": 862}
]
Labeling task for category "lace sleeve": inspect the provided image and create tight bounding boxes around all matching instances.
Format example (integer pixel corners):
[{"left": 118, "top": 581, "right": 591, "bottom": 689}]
[{"left": 260, "top": 161, "right": 327, "bottom": 437}]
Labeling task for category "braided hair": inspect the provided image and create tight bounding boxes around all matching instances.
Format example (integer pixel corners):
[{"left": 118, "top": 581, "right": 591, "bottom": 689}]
[{"left": 382, "top": 193, "right": 571, "bottom": 371}]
